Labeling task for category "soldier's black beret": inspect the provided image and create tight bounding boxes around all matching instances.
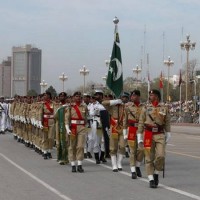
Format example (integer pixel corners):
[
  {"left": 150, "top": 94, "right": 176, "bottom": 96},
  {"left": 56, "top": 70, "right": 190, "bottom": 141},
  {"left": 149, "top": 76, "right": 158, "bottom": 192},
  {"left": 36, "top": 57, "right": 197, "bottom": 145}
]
[
  {"left": 73, "top": 91, "right": 82, "bottom": 96},
  {"left": 149, "top": 89, "right": 161, "bottom": 99},
  {"left": 131, "top": 90, "right": 140, "bottom": 96},
  {"left": 59, "top": 92, "right": 67, "bottom": 97}
]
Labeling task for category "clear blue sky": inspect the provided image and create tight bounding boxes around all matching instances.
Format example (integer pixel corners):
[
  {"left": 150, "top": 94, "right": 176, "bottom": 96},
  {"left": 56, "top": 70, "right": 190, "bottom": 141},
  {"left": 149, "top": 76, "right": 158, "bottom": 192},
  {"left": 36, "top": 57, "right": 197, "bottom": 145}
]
[{"left": 0, "top": 0, "right": 200, "bottom": 92}]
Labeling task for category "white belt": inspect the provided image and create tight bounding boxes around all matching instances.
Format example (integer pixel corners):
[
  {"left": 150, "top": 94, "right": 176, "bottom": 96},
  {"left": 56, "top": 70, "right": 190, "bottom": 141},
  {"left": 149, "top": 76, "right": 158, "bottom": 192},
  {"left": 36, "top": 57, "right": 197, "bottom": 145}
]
[
  {"left": 71, "top": 120, "right": 85, "bottom": 125},
  {"left": 43, "top": 114, "right": 54, "bottom": 119}
]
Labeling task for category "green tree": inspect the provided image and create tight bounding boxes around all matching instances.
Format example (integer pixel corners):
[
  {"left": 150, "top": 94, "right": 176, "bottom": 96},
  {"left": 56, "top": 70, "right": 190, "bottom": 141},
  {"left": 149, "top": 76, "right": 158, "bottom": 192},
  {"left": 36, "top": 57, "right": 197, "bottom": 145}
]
[
  {"left": 27, "top": 89, "right": 38, "bottom": 97},
  {"left": 45, "top": 85, "right": 57, "bottom": 98}
]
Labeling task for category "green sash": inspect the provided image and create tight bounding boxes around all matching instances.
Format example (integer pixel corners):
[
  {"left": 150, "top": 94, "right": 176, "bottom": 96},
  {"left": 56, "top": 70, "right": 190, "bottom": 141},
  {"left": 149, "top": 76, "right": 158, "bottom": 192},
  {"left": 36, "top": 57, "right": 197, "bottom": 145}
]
[{"left": 58, "top": 106, "right": 68, "bottom": 163}]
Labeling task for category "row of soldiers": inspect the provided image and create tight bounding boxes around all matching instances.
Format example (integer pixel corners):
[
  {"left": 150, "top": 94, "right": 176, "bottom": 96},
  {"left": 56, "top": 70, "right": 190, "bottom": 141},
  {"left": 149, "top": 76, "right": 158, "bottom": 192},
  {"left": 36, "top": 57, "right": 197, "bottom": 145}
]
[{"left": 8, "top": 89, "right": 171, "bottom": 188}]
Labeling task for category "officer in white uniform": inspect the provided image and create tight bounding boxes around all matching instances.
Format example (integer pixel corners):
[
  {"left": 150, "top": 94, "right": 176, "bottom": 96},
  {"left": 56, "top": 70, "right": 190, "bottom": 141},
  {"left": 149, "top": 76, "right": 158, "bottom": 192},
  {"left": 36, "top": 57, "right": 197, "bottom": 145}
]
[{"left": 0, "top": 97, "right": 8, "bottom": 134}]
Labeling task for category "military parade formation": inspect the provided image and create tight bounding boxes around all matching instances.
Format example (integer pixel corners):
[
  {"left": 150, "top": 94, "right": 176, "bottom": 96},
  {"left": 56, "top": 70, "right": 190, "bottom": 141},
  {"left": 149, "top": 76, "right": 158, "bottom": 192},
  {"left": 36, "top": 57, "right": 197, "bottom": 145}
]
[{"left": 0, "top": 88, "right": 171, "bottom": 189}]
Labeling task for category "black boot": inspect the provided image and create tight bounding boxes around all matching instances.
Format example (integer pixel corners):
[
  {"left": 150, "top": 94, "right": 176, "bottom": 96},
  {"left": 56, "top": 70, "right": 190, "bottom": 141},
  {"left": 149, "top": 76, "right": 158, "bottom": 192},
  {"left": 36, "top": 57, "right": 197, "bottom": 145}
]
[
  {"left": 43, "top": 153, "right": 48, "bottom": 160},
  {"left": 149, "top": 180, "right": 157, "bottom": 188},
  {"left": 84, "top": 153, "right": 87, "bottom": 158},
  {"left": 153, "top": 174, "right": 159, "bottom": 186},
  {"left": 72, "top": 166, "right": 76, "bottom": 172},
  {"left": 87, "top": 152, "right": 93, "bottom": 158},
  {"left": 136, "top": 167, "right": 142, "bottom": 177},
  {"left": 100, "top": 151, "right": 107, "bottom": 163},
  {"left": 47, "top": 152, "right": 52, "bottom": 159},
  {"left": 77, "top": 165, "right": 84, "bottom": 173},
  {"left": 94, "top": 153, "right": 101, "bottom": 164},
  {"left": 131, "top": 172, "right": 137, "bottom": 179}
]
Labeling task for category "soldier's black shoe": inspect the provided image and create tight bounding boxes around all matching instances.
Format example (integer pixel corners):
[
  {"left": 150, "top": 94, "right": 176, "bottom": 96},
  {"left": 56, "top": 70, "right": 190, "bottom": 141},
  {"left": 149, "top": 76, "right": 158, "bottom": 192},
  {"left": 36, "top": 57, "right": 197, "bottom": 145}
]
[
  {"left": 84, "top": 153, "right": 87, "bottom": 158},
  {"left": 14, "top": 135, "right": 17, "bottom": 140},
  {"left": 87, "top": 152, "right": 93, "bottom": 158},
  {"left": 136, "top": 167, "right": 142, "bottom": 177},
  {"left": 1, "top": 131, "right": 5, "bottom": 134},
  {"left": 94, "top": 153, "right": 101, "bottom": 164},
  {"left": 149, "top": 180, "right": 157, "bottom": 188},
  {"left": 43, "top": 153, "right": 48, "bottom": 160},
  {"left": 72, "top": 166, "right": 76, "bottom": 172},
  {"left": 118, "top": 168, "right": 123, "bottom": 171},
  {"left": 77, "top": 165, "right": 84, "bottom": 173},
  {"left": 30, "top": 144, "right": 34, "bottom": 149},
  {"left": 113, "top": 169, "right": 118, "bottom": 172},
  {"left": 132, "top": 172, "right": 137, "bottom": 179},
  {"left": 17, "top": 138, "right": 21, "bottom": 143},
  {"left": 100, "top": 151, "right": 107, "bottom": 163},
  {"left": 47, "top": 152, "right": 52, "bottom": 159},
  {"left": 153, "top": 174, "right": 159, "bottom": 186}
]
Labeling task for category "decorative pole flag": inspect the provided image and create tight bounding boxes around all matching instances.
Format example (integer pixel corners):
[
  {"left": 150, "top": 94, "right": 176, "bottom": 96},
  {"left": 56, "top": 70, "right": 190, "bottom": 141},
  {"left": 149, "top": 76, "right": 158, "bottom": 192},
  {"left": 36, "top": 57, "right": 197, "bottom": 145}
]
[
  {"left": 159, "top": 71, "right": 163, "bottom": 89},
  {"left": 178, "top": 69, "right": 182, "bottom": 87},
  {"left": 159, "top": 71, "right": 164, "bottom": 102},
  {"left": 106, "top": 17, "right": 123, "bottom": 98},
  {"left": 147, "top": 71, "right": 151, "bottom": 103}
]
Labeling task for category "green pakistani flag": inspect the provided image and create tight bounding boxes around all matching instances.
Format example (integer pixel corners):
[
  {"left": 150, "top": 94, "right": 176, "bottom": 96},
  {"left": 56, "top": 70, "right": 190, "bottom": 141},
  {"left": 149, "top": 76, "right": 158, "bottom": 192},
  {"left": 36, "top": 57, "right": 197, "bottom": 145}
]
[{"left": 106, "top": 24, "right": 123, "bottom": 98}]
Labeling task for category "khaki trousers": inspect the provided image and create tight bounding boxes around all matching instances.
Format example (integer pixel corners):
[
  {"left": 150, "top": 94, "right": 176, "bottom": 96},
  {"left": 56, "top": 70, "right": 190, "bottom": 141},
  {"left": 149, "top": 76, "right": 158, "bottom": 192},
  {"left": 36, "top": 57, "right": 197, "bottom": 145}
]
[
  {"left": 128, "top": 139, "right": 144, "bottom": 166},
  {"left": 144, "top": 133, "right": 165, "bottom": 175},
  {"left": 68, "top": 130, "right": 86, "bottom": 162},
  {"left": 110, "top": 133, "right": 125, "bottom": 156}
]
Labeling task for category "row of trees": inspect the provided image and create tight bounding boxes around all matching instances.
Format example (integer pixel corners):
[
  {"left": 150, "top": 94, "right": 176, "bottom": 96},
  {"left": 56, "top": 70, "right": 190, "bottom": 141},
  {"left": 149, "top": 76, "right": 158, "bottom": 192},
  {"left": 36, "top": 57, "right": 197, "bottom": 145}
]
[{"left": 27, "top": 76, "right": 199, "bottom": 103}]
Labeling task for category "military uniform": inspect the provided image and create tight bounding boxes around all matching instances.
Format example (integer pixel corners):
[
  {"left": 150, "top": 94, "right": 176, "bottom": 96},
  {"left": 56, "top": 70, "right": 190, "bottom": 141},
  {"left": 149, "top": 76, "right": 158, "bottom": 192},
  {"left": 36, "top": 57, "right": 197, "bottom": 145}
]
[
  {"left": 0, "top": 97, "right": 7, "bottom": 134},
  {"left": 54, "top": 104, "right": 69, "bottom": 165},
  {"left": 137, "top": 89, "right": 171, "bottom": 188},
  {"left": 41, "top": 99, "right": 54, "bottom": 159},
  {"left": 102, "top": 99, "right": 126, "bottom": 172},
  {"left": 88, "top": 99, "right": 106, "bottom": 164},
  {"left": 123, "top": 100, "right": 144, "bottom": 179},
  {"left": 65, "top": 92, "right": 88, "bottom": 173}
]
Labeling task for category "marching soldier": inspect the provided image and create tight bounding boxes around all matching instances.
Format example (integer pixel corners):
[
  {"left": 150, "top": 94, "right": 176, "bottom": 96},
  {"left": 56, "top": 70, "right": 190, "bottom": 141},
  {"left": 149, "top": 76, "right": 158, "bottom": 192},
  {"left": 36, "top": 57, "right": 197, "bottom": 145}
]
[
  {"left": 123, "top": 90, "right": 144, "bottom": 179},
  {"left": 95, "top": 90, "right": 109, "bottom": 161},
  {"left": 102, "top": 98, "right": 126, "bottom": 172},
  {"left": 88, "top": 95, "right": 106, "bottom": 164},
  {"left": 65, "top": 91, "right": 88, "bottom": 173},
  {"left": 54, "top": 92, "right": 69, "bottom": 165},
  {"left": 137, "top": 89, "right": 171, "bottom": 188},
  {"left": 41, "top": 92, "right": 55, "bottom": 159},
  {"left": 0, "top": 96, "right": 7, "bottom": 134}
]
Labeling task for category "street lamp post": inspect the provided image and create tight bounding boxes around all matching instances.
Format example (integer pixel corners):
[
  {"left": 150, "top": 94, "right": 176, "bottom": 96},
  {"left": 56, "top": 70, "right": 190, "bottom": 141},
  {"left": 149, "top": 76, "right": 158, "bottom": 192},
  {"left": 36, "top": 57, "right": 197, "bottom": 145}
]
[
  {"left": 189, "top": 79, "right": 197, "bottom": 111},
  {"left": 79, "top": 65, "right": 89, "bottom": 94},
  {"left": 40, "top": 80, "right": 47, "bottom": 93},
  {"left": 180, "top": 34, "right": 196, "bottom": 110},
  {"left": 132, "top": 65, "right": 142, "bottom": 89},
  {"left": 164, "top": 56, "right": 174, "bottom": 102},
  {"left": 59, "top": 72, "right": 68, "bottom": 92}
]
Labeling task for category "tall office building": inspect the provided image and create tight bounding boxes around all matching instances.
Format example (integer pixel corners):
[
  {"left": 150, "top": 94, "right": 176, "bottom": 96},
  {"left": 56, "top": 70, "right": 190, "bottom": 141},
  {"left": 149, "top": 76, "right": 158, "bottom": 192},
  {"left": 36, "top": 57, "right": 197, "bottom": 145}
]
[
  {"left": 11, "top": 44, "right": 42, "bottom": 96},
  {"left": 0, "top": 57, "right": 11, "bottom": 97}
]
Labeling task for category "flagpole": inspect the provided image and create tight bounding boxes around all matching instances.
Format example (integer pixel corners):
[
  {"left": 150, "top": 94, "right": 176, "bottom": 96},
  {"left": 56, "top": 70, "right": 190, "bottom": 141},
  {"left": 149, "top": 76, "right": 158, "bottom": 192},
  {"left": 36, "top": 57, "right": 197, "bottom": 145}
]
[{"left": 106, "top": 17, "right": 123, "bottom": 98}]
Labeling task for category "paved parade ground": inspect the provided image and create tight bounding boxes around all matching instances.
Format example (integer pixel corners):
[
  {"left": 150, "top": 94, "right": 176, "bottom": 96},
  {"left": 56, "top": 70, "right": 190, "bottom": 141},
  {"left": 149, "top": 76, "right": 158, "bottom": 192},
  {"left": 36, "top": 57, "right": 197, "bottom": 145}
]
[{"left": 0, "top": 125, "right": 200, "bottom": 200}]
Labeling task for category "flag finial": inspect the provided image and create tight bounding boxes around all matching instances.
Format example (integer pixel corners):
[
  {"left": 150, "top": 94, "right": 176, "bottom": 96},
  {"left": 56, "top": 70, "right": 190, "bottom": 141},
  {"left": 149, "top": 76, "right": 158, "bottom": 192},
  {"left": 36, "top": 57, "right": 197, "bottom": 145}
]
[{"left": 113, "top": 17, "right": 119, "bottom": 25}]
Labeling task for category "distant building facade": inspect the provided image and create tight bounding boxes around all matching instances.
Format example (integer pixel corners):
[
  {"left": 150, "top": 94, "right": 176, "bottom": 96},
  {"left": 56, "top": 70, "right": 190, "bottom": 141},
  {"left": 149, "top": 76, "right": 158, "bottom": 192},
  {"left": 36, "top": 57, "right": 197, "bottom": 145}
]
[
  {"left": 11, "top": 44, "right": 42, "bottom": 96},
  {"left": 0, "top": 57, "right": 11, "bottom": 97}
]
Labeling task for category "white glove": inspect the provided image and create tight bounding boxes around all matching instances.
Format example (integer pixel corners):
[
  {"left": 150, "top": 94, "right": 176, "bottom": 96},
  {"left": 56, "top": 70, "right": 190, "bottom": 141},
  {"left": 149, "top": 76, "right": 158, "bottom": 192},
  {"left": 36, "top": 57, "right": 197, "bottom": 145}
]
[
  {"left": 110, "top": 99, "right": 122, "bottom": 106},
  {"left": 123, "top": 129, "right": 128, "bottom": 140},
  {"left": 137, "top": 133, "right": 143, "bottom": 144},
  {"left": 38, "top": 121, "right": 43, "bottom": 129},
  {"left": 165, "top": 132, "right": 171, "bottom": 143},
  {"left": 65, "top": 125, "right": 71, "bottom": 135}
]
